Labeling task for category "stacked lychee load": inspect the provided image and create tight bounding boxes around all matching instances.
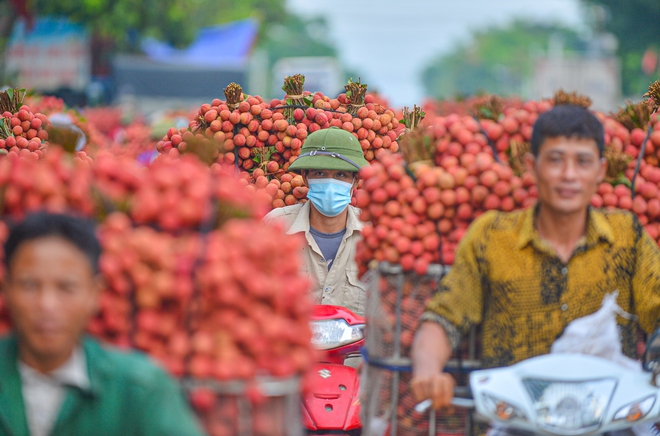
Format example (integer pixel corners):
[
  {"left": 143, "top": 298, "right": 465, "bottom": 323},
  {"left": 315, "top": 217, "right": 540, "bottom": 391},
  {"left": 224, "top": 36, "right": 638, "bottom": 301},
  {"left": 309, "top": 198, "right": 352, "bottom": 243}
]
[
  {"left": 0, "top": 138, "right": 315, "bottom": 436},
  {"left": 359, "top": 86, "right": 660, "bottom": 436},
  {"left": 0, "top": 89, "right": 51, "bottom": 160},
  {"left": 157, "top": 77, "right": 405, "bottom": 210},
  {"left": 357, "top": 88, "right": 660, "bottom": 275}
]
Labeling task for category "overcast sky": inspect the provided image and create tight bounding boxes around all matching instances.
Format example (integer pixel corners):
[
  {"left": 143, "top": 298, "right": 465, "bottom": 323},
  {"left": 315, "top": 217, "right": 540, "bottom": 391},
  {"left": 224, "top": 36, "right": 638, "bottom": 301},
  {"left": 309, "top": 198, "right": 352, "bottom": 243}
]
[{"left": 285, "top": 0, "right": 585, "bottom": 106}]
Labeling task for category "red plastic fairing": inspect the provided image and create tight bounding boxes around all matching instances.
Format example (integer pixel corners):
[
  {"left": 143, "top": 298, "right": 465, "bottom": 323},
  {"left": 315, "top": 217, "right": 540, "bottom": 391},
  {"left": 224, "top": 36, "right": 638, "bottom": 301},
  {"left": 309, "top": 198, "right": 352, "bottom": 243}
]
[
  {"left": 343, "top": 389, "right": 361, "bottom": 431},
  {"left": 324, "top": 339, "right": 364, "bottom": 364},
  {"left": 302, "top": 362, "right": 361, "bottom": 431},
  {"left": 311, "top": 305, "right": 365, "bottom": 325},
  {"left": 300, "top": 395, "right": 317, "bottom": 431}
]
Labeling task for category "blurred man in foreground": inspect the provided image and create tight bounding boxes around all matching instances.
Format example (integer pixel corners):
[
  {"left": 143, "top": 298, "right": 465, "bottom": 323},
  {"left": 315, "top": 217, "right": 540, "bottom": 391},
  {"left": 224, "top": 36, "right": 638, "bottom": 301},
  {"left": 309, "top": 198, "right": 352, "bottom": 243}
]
[{"left": 0, "top": 212, "right": 204, "bottom": 436}]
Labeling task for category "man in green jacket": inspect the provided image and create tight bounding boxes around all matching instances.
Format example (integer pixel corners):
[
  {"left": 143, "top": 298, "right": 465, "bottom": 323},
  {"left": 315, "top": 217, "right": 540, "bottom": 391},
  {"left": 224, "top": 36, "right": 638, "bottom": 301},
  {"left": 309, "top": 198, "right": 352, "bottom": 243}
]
[{"left": 0, "top": 212, "right": 205, "bottom": 436}]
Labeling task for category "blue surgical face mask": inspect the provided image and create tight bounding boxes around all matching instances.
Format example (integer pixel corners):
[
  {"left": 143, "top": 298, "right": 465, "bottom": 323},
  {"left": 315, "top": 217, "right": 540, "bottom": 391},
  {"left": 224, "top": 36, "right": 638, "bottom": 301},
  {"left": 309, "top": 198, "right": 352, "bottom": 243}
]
[{"left": 307, "top": 178, "right": 354, "bottom": 217}]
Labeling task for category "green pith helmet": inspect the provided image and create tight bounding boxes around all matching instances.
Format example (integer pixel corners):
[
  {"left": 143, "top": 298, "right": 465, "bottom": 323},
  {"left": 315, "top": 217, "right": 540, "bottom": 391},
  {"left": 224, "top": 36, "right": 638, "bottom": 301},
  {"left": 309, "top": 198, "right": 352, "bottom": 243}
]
[{"left": 289, "top": 127, "right": 369, "bottom": 173}]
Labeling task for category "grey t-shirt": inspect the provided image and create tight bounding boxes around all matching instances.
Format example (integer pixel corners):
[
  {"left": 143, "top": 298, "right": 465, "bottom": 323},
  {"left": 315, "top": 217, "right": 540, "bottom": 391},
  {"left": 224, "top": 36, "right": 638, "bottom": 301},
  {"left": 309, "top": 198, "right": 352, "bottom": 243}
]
[{"left": 310, "top": 226, "right": 347, "bottom": 270}]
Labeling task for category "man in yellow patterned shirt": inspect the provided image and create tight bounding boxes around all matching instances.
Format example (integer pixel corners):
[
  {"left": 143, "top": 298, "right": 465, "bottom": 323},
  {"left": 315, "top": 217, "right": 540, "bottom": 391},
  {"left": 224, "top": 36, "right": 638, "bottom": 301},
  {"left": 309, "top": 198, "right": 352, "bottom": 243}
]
[{"left": 411, "top": 104, "right": 660, "bottom": 410}]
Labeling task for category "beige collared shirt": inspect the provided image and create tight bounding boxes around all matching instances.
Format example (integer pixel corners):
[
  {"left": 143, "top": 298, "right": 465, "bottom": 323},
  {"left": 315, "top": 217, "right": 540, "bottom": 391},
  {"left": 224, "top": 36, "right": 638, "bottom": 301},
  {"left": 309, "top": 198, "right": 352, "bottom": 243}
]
[
  {"left": 264, "top": 202, "right": 367, "bottom": 315},
  {"left": 18, "top": 347, "right": 90, "bottom": 436}
]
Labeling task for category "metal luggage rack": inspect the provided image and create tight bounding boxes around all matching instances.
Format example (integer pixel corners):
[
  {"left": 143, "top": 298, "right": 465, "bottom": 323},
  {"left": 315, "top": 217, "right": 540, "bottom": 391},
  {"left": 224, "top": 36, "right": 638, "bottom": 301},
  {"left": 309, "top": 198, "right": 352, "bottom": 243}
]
[
  {"left": 375, "top": 261, "right": 482, "bottom": 371},
  {"left": 180, "top": 376, "right": 303, "bottom": 436},
  {"left": 361, "top": 262, "right": 481, "bottom": 436}
]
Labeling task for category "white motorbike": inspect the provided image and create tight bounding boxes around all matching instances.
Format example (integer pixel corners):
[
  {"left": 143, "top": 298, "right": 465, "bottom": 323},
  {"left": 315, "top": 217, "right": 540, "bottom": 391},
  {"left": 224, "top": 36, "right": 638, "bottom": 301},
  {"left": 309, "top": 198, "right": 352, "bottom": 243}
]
[{"left": 417, "top": 328, "right": 660, "bottom": 436}]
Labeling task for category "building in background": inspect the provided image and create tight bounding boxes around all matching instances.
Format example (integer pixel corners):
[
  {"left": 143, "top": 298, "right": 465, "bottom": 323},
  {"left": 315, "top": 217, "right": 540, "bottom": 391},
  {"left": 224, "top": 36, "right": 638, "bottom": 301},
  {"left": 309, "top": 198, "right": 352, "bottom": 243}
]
[
  {"left": 271, "top": 57, "right": 342, "bottom": 98},
  {"left": 112, "top": 19, "right": 258, "bottom": 116},
  {"left": 4, "top": 17, "right": 91, "bottom": 105},
  {"left": 533, "top": 57, "right": 620, "bottom": 111},
  {"left": 532, "top": 32, "right": 621, "bottom": 111}
]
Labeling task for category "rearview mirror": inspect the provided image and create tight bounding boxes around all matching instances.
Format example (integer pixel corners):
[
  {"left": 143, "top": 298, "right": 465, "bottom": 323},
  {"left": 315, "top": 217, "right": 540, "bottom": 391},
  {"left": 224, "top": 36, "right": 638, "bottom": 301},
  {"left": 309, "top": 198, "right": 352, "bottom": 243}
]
[{"left": 644, "top": 328, "right": 660, "bottom": 380}]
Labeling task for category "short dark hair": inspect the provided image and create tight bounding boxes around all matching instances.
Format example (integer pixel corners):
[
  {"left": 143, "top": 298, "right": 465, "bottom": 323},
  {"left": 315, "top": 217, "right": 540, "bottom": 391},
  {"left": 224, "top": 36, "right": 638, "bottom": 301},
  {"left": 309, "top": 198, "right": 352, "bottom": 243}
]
[
  {"left": 530, "top": 104, "right": 604, "bottom": 157},
  {"left": 4, "top": 212, "right": 101, "bottom": 275}
]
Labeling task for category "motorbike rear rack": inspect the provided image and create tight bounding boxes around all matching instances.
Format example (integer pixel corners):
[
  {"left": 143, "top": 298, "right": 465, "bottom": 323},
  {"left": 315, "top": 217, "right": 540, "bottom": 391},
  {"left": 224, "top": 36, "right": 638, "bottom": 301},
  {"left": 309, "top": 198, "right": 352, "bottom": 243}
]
[
  {"left": 181, "top": 376, "right": 303, "bottom": 436},
  {"left": 362, "top": 261, "right": 481, "bottom": 436}
]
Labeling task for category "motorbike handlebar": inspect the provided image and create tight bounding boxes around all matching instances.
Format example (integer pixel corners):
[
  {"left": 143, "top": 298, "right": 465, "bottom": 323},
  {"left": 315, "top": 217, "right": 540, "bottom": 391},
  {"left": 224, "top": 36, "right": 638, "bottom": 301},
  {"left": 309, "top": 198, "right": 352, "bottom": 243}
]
[
  {"left": 449, "top": 397, "right": 475, "bottom": 409},
  {"left": 454, "top": 386, "right": 472, "bottom": 398},
  {"left": 414, "top": 386, "right": 475, "bottom": 413}
]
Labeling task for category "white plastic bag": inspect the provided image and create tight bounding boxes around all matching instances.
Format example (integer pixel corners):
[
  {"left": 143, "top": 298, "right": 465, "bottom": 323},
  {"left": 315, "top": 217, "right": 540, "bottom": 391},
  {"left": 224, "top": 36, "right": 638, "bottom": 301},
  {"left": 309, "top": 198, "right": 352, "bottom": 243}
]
[
  {"left": 550, "top": 291, "right": 639, "bottom": 370},
  {"left": 551, "top": 291, "right": 658, "bottom": 436}
]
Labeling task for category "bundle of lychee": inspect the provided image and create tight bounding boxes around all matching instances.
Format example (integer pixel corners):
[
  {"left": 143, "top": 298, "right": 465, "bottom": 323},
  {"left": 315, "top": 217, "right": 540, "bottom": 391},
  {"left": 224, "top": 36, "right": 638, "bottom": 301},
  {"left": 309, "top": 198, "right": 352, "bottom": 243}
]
[
  {"left": 92, "top": 199, "right": 312, "bottom": 436},
  {"left": 0, "top": 89, "right": 50, "bottom": 160},
  {"left": 157, "top": 77, "right": 403, "bottom": 209},
  {"left": 355, "top": 104, "right": 536, "bottom": 275},
  {"left": 358, "top": 85, "right": 660, "bottom": 276},
  {"left": 17, "top": 94, "right": 91, "bottom": 165},
  {"left": 95, "top": 212, "right": 312, "bottom": 436},
  {"left": 90, "top": 150, "right": 145, "bottom": 208},
  {"left": 424, "top": 93, "right": 554, "bottom": 168},
  {"left": 98, "top": 122, "right": 158, "bottom": 161},
  {"left": 238, "top": 168, "right": 308, "bottom": 209},
  {"left": 83, "top": 107, "right": 124, "bottom": 137},
  {"left": 0, "top": 146, "right": 314, "bottom": 435},
  {"left": 185, "top": 219, "right": 312, "bottom": 436},
  {"left": 89, "top": 152, "right": 270, "bottom": 232},
  {"left": 606, "top": 84, "right": 660, "bottom": 167},
  {"left": 23, "top": 94, "right": 66, "bottom": 116},
  {"left": 88, "top": 212, "right": 200, "bottom": 353},
  {"left": 189, "top": 382, "right": 298, "bottom": 436},
  {"left": 128, "top": 155, "right": 214, "bottom": 232},
  {"left": 193, "top": 218, "right": 312, "bottom": 379},
  {"left": 0, "top": 145, "right": 124, "bottom": 221},
  {"left": 0, "top": 146, "right": 95, "bottom": 220}
]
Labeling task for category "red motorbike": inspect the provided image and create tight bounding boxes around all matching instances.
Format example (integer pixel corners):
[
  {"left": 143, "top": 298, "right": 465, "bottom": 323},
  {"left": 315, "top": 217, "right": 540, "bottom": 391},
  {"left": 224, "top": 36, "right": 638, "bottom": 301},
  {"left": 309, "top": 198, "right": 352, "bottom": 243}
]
[{"left": 302, "top": 305, "right": 365, "bottom": 435}]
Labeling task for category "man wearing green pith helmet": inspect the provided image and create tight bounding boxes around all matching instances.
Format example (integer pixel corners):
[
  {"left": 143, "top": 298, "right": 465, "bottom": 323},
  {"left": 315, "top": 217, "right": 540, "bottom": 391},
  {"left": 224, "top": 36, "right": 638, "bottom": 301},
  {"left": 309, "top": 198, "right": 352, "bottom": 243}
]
[{"left": 264, "top": 127, "right": 369, "bottom": 316}]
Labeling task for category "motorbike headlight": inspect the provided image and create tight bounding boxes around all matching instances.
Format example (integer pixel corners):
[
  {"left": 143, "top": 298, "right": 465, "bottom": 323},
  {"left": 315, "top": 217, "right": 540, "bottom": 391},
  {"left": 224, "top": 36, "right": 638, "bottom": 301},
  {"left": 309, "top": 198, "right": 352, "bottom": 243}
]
[
  {"left": 310, "top": 319, "right": 364, "bottom": 350},
  {"left": 613, "top": 396, "right": 655, "bottom": 422},
  {"left": 482, "top": 393, "right": 527, "bottom": 422},
  {"left": 523, "top": 378, "right": 616, "bottom": 433}
]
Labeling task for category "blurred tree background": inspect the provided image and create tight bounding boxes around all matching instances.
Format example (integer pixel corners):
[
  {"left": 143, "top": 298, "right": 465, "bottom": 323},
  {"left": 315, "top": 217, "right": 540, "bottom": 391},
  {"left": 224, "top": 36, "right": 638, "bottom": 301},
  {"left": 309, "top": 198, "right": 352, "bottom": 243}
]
[
  {"left": 0, "top": 0, "right": 338, "bottom": 84},
  {"left": 0, "top": 1, "right": 18, "bottom": 56},
  {"left": 23, "top": 0, "right": 319, "bottom": 51},
  {"left": 3, "top": 0, "right": 658, "bottom": 102},
  {"left": 422, "top": 0, "right": 660, "bottom": 101},
  {"left": 580, "top": 0, "right": 660, "bottom": 96},
  {"left": 421, "top": 21, "right": 584, "bottom": 100}
]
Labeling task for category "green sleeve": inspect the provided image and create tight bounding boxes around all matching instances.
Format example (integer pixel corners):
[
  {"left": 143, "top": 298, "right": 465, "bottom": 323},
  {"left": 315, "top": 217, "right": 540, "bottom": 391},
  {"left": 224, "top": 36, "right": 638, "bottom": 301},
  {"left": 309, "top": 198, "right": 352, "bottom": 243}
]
[
  {"left": 140, "top": 370, "right": 207, "bottom": 436},
  {"left": 426, "top": 212, "right": 495, "bottom": 333},
  {"left": 632, "top": 221, "right": 660, "bottom": 335}
]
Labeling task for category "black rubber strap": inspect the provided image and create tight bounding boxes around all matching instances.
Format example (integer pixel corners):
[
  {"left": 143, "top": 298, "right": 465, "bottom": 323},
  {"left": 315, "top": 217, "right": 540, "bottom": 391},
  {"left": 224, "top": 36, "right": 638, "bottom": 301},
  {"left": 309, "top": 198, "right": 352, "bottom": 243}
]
[
  {"left": 473, "top": 115, "right": 502, "bottom": 164},
  {"left": 631, "top": 124, "right": 654, "bottom": 199},
  {"left": 360, "top": 347, "right": 472, "bottom": 374},
  {"left": 361, "top": 347, "right": 413, "bottom": 372},
  {"left": 297, "top": 148, "right": 362, "bottom": 170}
]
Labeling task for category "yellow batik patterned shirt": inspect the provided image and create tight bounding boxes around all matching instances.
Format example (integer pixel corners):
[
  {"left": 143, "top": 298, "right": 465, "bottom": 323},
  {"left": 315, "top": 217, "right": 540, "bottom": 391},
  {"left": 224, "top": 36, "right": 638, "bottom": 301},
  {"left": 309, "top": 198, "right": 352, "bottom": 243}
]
[{"left": 424, "top": 206, "right": 660, "bottom": 369}]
